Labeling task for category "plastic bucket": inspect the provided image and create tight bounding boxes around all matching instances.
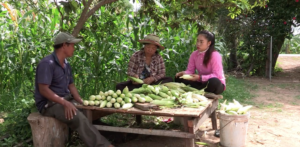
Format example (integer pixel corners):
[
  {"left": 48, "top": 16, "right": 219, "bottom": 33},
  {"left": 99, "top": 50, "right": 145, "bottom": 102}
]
[{"left": 219, "top": 112, "right": 250, "bottom": 147}]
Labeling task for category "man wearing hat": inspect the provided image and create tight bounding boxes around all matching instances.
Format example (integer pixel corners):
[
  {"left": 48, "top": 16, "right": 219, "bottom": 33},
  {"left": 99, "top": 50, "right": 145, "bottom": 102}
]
[
  {"left": 34, "top": 32, "right": 114, "bottom": 147},
  {"left": 116, "top": 34, "right": 173, "bottom": 91}
]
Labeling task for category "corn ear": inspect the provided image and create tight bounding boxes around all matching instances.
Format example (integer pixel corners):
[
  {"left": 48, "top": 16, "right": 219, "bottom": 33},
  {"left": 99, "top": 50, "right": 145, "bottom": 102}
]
[{"left": 128, "top": 76, "right": 144, "bottom": 84}]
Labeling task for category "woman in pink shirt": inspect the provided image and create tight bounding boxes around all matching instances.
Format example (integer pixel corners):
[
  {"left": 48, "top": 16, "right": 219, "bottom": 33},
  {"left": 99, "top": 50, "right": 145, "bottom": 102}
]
[{"left": 175, "top": 30, "right": 226, "bottom": 94}]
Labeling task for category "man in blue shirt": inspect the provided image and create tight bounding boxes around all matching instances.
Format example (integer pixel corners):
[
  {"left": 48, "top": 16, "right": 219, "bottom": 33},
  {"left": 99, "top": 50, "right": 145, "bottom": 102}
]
[{"left": 34, "top": 32, "right": 113, "bottom": 147}]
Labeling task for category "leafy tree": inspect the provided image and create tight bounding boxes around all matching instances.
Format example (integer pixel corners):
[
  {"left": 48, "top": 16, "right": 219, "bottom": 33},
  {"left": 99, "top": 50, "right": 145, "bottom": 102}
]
[{"left": 239, "top": 0, "right": 300, "bottom": 76}]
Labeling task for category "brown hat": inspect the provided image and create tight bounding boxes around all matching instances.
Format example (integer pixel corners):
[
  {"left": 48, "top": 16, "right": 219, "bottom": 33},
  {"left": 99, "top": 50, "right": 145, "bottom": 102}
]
[{"left": 138, "top": 34, "right": 165, "bottom": 50}]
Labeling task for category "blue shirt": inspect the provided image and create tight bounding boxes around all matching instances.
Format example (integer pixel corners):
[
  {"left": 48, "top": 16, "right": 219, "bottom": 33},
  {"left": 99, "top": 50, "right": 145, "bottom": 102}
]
[{"left": 34, "top": 52, "right": 74, "bottom": 112}]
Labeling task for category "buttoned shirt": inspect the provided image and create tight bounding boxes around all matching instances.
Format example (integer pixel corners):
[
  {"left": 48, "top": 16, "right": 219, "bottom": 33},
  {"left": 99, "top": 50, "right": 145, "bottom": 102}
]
[
  {"left": 127, "top": 50, "right": 165, "bottom": 82},
  {"left": 185, "top": 50, "right": 226, "bottom": 87},
  {"left": 34, "top": 52, "right": 73, "bottom": 112}
]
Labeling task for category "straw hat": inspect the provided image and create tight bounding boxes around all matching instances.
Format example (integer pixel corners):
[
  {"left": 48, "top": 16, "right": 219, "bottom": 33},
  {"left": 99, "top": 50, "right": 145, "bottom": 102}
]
[{"left": 138, "top": 34, "right": 165, "bottom": 50}]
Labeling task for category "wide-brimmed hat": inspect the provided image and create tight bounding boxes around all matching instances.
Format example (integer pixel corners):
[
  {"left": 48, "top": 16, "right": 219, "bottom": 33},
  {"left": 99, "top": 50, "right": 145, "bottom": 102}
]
[
  {"left": 138, "top": 34, "right": 165, "bottom": 50},
  {"left": 53, "top": 32, "right": 82, "bottom": 45}
]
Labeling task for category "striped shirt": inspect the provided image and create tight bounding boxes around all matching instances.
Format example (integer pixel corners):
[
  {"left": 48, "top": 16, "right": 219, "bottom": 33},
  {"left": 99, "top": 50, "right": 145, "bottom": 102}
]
[
  {"left": 185, "top": 50, "right": 226, "bottom": 87},
  {"left": 127, "top": 50, "right": 165, "bottom": 82}
]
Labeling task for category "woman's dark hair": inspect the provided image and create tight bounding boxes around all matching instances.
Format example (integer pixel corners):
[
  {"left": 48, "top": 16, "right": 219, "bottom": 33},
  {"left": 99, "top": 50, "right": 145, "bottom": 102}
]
[
  {"left": 198, "top": 30, "right": 215, "bottom": 67},
  {"left": 141, "top": 43, "right": 160, "bottom": 54}
]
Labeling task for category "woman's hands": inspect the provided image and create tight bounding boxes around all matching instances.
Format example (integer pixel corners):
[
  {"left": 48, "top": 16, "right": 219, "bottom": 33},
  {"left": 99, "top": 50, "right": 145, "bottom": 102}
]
[
  {"left": 175, "top": 71, "right": 185, "bottom": 78},
  {"left": 189, "top": 74, "right": 200, "bottom": 81},
  {"left": 143, "top": 77, "right": 155, "bottom": 84}
]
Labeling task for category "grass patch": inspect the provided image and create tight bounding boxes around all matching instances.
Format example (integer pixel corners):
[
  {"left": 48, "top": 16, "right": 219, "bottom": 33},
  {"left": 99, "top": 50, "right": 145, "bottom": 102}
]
[
  {"left": 257, "top": 102, "right": 284, "bottom": 109},
  {"left": 295, "top": 95, "right": 300, "bottom": 100},
  {"left": 221, "top": 75, "right": 255, "bottom": 104}
]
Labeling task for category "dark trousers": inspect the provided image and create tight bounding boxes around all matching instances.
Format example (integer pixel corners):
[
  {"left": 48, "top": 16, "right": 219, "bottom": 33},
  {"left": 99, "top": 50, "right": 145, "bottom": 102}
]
[
  {"left": 41, "top": 97, "right": 111, "bottom": 147},
  {"left": 175, "top": 77, "right": 224, "bottom": 94},
  {"left": 116, "top": 77, "right": 173, "bottom": 91}
]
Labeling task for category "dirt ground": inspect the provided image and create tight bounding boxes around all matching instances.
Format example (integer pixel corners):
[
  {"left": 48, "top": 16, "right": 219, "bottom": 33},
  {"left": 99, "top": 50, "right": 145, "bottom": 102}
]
[{"left": 114, "top": 55, "right": 300, "bottom": 147}]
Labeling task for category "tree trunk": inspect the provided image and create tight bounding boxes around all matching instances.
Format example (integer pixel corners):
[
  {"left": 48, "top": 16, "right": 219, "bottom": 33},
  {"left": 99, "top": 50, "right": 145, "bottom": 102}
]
[
  {"left": 72, "top": 0, "right": 119, "bottom": 37},
  {"left": 229, "top": 35, "right": 238, "bottom": 70},
  {"left": 27, "top": 112, "right": 69, "bottom": 147}
]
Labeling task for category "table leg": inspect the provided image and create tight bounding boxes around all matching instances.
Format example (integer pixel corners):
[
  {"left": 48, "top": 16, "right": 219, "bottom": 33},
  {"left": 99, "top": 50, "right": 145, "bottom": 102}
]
[
  {"left": 183, "top": 117, "right": 195, "bottom": 147},
  {"left": 136, "top": 115, "right": 142, "bottom": 125},
  {"left": 211, "top": 110, "right": 218, "bottom": 130},
  {"left": 82, "top": 109, "right": 93, "bottom": 124}
]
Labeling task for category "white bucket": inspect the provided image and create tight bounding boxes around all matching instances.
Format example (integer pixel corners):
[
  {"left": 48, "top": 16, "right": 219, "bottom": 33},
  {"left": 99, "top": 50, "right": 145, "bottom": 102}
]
[{"left": 219, "top": 112, "right": 250, "bottom": 147}]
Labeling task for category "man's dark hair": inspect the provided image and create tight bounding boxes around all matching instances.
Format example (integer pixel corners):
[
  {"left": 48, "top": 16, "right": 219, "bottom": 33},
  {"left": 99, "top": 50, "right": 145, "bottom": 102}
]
[{"left": 53, "top": 43, "right": 71, "bottom": 50}]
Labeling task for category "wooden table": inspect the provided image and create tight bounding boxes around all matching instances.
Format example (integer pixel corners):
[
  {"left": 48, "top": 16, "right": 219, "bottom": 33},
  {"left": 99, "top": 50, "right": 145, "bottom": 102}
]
[{"left": 76, "top": 98, "right": 218, "bottom": 147}]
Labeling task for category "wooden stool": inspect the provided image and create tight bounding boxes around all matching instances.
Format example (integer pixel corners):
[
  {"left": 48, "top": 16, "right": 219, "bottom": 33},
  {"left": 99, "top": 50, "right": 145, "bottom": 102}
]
[{"left": 27, "top": 112, "right": 69, "bottom": 147}]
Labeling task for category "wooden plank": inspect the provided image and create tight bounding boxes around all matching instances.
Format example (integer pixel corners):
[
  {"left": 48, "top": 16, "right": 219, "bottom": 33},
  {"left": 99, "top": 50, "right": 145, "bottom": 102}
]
[
  {"left": 93, "top": 125, "right": 195, "bottom": 138},
  {"left": 82, "top": 109, "right": 93, "bottom": 123},
  {"left": 182, "top": 117, "right": 195, "bottom": 147},
  {"left": 75, "top": 99, "right": 214, "bottom": 117},
  {"left": 192, "top": 99, "right": 219, "bottom": 133},
  {"left": 211, "top": 110, "right": 218, "bottom": 130}
]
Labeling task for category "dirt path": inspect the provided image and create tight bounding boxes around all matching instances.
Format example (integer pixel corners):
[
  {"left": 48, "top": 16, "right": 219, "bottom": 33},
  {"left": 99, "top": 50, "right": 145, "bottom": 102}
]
[{"left": 114, "top": 55, "right": 300, "bottom": 147}]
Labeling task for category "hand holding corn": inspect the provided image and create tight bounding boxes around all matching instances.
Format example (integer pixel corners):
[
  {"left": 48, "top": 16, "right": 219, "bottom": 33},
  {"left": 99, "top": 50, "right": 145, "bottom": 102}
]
[
  {"left": 175, "top": 71, "right": 185, "bottom": 78},
  {"left": 180, "top": 74, "right": 199, "bottom": 81}
]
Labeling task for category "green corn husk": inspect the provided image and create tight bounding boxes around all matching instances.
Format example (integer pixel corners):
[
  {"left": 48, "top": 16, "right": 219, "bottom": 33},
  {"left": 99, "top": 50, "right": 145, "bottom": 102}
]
[
  {"left": 162, "top": 82, "right": 182, "bottom": 89},
  {"left": 158, "top": 91, "right": 169, "bottom": 98},
  {"left": 128, "top": 76, "right": 144, "bottom": 84},
  {"left": 148, "top": 94, "right": 163, "bottom": 100},
  {"left": 151, "top": 99, "right": 176, "bottom": 107},
  {"left": 181, "top": 86, "right": 198, "bottom": 92}
]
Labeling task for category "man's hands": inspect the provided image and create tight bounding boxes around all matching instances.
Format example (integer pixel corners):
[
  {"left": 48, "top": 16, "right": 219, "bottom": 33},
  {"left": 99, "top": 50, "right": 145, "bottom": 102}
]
[{"left": 62, "top": 100, "right": 77, "bottom": 120}]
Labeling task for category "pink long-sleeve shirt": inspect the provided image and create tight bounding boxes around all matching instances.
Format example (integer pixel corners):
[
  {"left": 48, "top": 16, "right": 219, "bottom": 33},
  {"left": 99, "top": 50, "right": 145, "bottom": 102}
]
[{"left": 185, "top": 50, "right": 226, "bottom": 88}]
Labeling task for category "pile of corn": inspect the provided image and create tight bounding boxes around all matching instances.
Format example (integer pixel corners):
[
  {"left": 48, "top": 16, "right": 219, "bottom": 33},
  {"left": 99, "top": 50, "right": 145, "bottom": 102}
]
[
  {"left": 128, "top": 82, "right": 209, "bottom": 108},
  {"left": 219, "top": 99, "right": 252, "bottom": 115},
  {"left": 83, "top": 82, "right": 209, "bottom": 109},
  {"left": 83, "top": 87, "right": 134, "bottom": 109}
]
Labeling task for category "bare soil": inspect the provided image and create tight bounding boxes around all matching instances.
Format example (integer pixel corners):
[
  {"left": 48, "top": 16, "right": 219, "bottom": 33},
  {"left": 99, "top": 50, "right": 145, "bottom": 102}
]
[{"left": 114, "top": 55, "right": 300, "bottom": 147}]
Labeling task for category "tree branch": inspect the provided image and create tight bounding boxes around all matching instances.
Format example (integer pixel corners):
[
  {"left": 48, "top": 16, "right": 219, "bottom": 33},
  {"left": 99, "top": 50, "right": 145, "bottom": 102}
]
[
  {"left": 72, "top": 0, "right": 119, "bottom": 36},
  {"left": 86, "top": 0, "right": 119, "bottom": 18},
  {"left": 54, "top": 0, "right": 64, "bottom": 29}
]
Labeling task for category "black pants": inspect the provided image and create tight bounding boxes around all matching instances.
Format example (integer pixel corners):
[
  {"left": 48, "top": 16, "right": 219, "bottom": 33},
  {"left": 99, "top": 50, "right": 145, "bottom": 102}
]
[
  {"left": 175, "top": 77, "right": 224, "bottom": 94},
  {"left": 116, "top": 77, "right": 173, "bottom": 91}
]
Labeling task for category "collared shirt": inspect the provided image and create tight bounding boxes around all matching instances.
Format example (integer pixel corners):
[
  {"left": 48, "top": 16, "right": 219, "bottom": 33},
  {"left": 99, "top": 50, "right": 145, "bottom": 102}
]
[
  {"left": 127, "top": 50, "right": 165, "bottom": 81},
  {"left": 34, "top": 52, "right": 73, "bottom": 112},
  {"left": 185, "top": 50, "right": 226, "bottom": 87}
]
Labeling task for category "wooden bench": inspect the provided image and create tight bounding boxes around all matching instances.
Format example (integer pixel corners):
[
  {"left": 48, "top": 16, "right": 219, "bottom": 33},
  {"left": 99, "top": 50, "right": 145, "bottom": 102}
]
[{"left": 27, "top": 112, "right": 69, "bottom": 147}]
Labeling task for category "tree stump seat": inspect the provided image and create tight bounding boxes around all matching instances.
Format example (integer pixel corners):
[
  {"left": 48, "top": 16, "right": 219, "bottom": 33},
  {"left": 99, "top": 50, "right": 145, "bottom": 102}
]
[{"left": 27, "top": 112, "right": 69, "bottom": 147}]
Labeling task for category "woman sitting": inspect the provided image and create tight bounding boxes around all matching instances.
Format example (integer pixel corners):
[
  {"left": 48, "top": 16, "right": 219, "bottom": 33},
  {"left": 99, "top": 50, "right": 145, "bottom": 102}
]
[
  {"left": 116, "top": 34, "right": 173, "bottom": 91},
  {"left": 175, "top": 30, "right": 226, "bottom": 94}
]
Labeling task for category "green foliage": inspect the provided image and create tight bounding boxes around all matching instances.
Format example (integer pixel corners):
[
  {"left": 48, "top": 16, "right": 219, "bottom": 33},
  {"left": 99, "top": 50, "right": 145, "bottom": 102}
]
[
  {"left": 221, "top": 76, "right": 255, "bottom": 103},
  {"left": 238, "top": 0, "right": 300, "bottom": 75},
  {"left": 0, "top": 0, "right": 264, "bottom": 146},
  {"left": 0, "top": 99, "right": 35, "bottom": 146}
]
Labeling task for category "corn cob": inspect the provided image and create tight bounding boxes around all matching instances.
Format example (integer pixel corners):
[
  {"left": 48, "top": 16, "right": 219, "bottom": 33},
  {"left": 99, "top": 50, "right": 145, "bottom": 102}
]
[
  {"left": 148, "top": 94, "right": 162, "bottom": 100},
  {"left": 162, "top": 82, "right": 182, "bottom": 89},
  {"left": 181, "top": 86, "right": 198, "bottom": 92},
  {"left": 123, "top": 86, "right": 129, "bottom": 94},
  {"left": 160, "top": 85, "right": 169, "bottom": 93},
  {"left": 180, "top": 74, "right": 194, "bottom": 80},
  {"left": 144, "top": 96, "right": 153, "bottom": 102},
  {"left": 129, "top": 76, "right": 144, "bottom": 84},
  {"left": 100, "top": 100, "right": 107, "bottom": 108},
  {"left": 122, "top": 103, "right": 133, "bottom": 109},
  {"left": 124, "top": 97, "right": 131, "bottom": 103},
  {"left": 158, "top": 91, "right": 169, "bottom": 98}
]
